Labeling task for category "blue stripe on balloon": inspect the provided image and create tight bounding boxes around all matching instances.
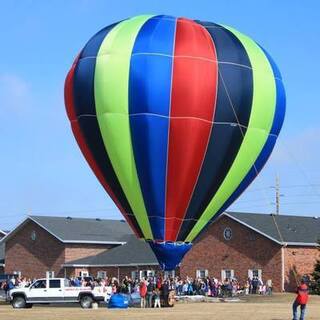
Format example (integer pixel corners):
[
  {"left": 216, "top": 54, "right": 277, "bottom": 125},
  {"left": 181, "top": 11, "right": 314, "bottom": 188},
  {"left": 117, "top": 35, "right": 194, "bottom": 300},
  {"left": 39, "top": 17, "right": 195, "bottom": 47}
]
[
  {"left": 129, "top": 15, "right": 176, "bottom": 240},
  {"left": 194, "top": 50, "right": 286, "bottom": 241}
]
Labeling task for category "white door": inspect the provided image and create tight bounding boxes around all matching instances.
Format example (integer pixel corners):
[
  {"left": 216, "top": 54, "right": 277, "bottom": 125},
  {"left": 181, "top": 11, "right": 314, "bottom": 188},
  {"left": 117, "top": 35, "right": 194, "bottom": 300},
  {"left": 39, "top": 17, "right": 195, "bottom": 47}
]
[{"left": 27, "top": 279, "right": 48, "bottom": 302}]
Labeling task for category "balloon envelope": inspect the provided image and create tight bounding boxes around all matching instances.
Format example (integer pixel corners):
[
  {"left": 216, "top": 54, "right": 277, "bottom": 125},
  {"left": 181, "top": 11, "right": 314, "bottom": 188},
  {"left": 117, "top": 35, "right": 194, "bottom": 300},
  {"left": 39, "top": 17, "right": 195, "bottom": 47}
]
[{"left": 65, "top": 15, "right": 285, "bottom": 270}]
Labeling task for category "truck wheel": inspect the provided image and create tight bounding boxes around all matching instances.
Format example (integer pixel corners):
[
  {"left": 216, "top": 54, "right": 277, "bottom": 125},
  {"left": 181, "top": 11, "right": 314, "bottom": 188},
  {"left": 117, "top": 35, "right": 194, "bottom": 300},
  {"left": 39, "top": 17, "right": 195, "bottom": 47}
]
[
  {"left": 80, "top": 295, "right": 93, "bottom": 309},
  {"left": 26, "top": 303, "right": 33, "bottom": 308},
  {"left": 12, "top": 296, "right": 26, "bottom": 309}
]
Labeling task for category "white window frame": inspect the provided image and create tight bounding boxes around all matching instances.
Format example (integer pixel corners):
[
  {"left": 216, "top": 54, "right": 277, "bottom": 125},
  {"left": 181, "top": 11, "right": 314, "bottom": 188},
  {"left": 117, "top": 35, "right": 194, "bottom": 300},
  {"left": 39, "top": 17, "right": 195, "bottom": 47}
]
[
  {"left": 79, "top": 270, "right": 89, "bottom": 277},
  {"left": 139, "top": 270, "right": 155, "bottom": 279},
  {"left": 221, "top": 269, "right": 234, "bottom": 280},
  {"left": 164, "top": 270, "right": 175, "bottom": 279},
  {"left": 196, "top": 269, "right": 208, "bottom": 278},
  {"left": 248, "top": 269, "right": 262, "bottom": 279},
  {"left": 46, "top": 271, "right": 54, "bottom": 278},
  {"left": 131, "top": 271, "right": 139, "bottom": 280},
  {"left": 97, "top": 271, "right": 107, "bottom": 279}
]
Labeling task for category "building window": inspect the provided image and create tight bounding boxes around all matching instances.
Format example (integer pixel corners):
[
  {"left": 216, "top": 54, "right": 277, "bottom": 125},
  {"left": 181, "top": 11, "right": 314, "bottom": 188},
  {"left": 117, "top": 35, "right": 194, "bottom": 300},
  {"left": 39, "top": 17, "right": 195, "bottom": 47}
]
[
  {"left": 64, "top": 279, "right": 71, "bottom": 287},
  {"left": 97, "top": 271, "right": 107, "bottom": 279},
  {"left": 31, "top": 230, "right": 37, "bottom": 241},
  {"left": 46, "top": 271, "right": 54, "bottom": 278},
  {"left": 223, "top": 227, "right": 232, "bottom": 240},
  {"left": 248, "top": 232, "right": 256, "bottom": 241},
  {"left": 248, "top": 269, "right": 262, "bottom": 279},
  {"left": 139, "top": 270, "right": 155, "bottom": 279},
  {"left": 164, "top": 270, "right": 175, "bottom": 279},
  {"left": 79, "top": 270, "right": 89, "bottom": 277},
  {"left": 131, "top": 271, "right": 139, "bottom": 280},
  {"left": 221, "top": 269, "right": 234, "bottom": 281},
  {"left": 196, "top": 269, "right": 208, "bottom": 278}
]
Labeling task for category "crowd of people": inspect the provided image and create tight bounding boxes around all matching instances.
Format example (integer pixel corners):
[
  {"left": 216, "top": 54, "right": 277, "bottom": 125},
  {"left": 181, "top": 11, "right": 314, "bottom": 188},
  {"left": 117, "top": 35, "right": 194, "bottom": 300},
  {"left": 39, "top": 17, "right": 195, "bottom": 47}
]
[
  {"left": 1, "top": 273, "right": 273, "bottom": 307},
  {"left": 69, "top": 274, "right": 273, "bottom": 301}
]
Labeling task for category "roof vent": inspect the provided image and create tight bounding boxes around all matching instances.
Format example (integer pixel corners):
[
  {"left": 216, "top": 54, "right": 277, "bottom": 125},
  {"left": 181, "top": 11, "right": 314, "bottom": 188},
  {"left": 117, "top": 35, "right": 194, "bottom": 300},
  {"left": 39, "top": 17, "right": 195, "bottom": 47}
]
[
  {"left": 120, "top": 219, "right": 126, "bottom": 223},
  {"left": 95, "top": 218, "right": 101, "bottom": 221},
  {"left": 66, "top": 216, "right": 72, "bottom": 220},
  {"left": 313, "top": 216, "right": 319, "bottom": 219}
]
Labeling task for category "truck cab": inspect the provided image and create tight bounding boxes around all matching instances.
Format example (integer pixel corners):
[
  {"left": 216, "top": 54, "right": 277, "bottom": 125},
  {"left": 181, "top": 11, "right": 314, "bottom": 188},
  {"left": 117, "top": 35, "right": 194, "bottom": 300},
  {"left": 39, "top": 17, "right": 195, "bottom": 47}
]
[{"left": 10, "top": 278, "right": 106, "bottom": 308}]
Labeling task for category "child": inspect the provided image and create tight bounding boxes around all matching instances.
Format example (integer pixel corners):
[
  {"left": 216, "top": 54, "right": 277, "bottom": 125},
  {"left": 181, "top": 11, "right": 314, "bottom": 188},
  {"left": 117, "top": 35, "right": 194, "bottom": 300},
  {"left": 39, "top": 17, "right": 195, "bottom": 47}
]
[{"left": 154, "top": 287, "right": 161, "bottom": 308}]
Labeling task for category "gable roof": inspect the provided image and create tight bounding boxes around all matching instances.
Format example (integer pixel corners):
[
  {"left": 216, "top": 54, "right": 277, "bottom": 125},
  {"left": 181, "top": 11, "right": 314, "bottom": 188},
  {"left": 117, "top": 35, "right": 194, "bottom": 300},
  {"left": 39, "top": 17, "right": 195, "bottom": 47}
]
[
  {"left": 225, "top": 212, "right": 320, "bottom": 246},
  {"left": 0, "top": 229, "right": 7, "bottom": 238},
  {"left": 64, "top": 235, "right": 158, "bottom": 267},
  {"left": 1, "top": 215, "right": 134, "bottom": 245}
]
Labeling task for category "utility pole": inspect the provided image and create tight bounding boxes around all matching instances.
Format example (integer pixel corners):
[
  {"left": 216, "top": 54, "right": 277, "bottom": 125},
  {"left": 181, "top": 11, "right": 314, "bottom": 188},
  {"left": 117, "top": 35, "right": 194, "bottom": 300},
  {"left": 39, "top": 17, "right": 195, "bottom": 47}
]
[{"left": 275, "top": 175, "right": 280, "bottom": 215}]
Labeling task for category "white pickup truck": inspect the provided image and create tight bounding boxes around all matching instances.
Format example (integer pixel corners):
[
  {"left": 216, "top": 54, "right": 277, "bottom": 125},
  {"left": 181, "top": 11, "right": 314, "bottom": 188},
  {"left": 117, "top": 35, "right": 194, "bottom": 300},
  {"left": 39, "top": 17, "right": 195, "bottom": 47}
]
[{"left": 9, "top": 278, "right": 108, "bottom": 309}]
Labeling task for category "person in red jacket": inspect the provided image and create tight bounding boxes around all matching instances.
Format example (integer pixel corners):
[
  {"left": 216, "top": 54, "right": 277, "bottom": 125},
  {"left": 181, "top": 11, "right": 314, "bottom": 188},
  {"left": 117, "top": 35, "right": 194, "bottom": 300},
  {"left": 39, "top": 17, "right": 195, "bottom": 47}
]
[
  {"left": 139, "top": 279, "right": 147, "bottom": 308},
  {"left": 292, "top": 278, "right": 309, "bottom": 320}
]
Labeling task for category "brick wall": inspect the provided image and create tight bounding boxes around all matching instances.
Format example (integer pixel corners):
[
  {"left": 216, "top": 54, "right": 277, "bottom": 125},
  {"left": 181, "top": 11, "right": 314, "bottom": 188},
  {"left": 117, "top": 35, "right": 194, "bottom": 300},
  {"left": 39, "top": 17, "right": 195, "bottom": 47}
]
[
  {"left": 65, "top": 244, "right": 112, "bottom": 262},
  {"left": 5, "top": 220, "right": 65, "bottom": 278},
  {"left": 284, "top": 246, "right": 319, "bottom": 291},
  {"left": 180, "top": 215, "right": 283, "bottom": 291}
]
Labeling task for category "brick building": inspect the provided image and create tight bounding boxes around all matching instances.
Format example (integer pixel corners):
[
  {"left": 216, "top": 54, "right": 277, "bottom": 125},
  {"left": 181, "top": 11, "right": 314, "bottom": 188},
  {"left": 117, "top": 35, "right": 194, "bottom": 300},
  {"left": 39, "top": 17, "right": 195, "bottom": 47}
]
[
  {"left": 180, "top": 212, "right": 320, "bottom": 292},
  {"left": 1, "top": 213, "right": 319, "bottom": 292},
  {"left": 1, "top": 216, "right": 157, "bottom": 279},
  {"left": 0, "top": 229, "right": 7, "bottom": 274}
]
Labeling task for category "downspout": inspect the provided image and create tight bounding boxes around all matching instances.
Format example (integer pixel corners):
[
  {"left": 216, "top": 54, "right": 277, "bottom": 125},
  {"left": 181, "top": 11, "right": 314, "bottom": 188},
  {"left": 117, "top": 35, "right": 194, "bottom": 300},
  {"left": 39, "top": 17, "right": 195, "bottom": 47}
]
[{"left": 281, "top": 243, "right": 287, "bottom": 292}]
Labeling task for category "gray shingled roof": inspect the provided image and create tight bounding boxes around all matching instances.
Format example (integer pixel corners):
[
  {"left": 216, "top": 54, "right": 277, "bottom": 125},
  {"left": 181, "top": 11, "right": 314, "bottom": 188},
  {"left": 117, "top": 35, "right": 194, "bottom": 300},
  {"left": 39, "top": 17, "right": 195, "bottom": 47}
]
[
  {"left": 29, "top": 216, "right": 134, "bottom": 243},
  {"left": 226, "top": 212, "right": 320, "bottom": 244},
  {"left": 64, "top": 235, "right": 158, "bottom": 267}
]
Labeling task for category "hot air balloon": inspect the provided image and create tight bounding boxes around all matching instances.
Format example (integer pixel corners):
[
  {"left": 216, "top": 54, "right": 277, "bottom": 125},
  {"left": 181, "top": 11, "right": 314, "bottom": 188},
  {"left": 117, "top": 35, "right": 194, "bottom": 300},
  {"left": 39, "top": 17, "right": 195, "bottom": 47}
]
[{"left": 64, "top": 15, "right": 285, "bottom": 270}]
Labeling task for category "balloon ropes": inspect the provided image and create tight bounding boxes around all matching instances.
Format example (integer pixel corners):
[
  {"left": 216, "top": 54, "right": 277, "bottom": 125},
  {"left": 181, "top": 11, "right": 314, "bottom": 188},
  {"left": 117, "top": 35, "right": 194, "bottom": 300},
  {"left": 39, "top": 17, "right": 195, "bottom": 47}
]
[{"left": 65, "top": 15, "right": 286, "bottom": 270}]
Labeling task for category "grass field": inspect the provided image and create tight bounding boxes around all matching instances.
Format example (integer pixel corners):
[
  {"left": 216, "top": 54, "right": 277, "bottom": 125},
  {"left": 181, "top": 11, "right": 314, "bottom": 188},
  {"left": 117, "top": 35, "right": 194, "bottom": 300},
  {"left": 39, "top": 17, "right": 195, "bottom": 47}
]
[{"left": 0, "top": 294, "right": 319, "bottom": 320}]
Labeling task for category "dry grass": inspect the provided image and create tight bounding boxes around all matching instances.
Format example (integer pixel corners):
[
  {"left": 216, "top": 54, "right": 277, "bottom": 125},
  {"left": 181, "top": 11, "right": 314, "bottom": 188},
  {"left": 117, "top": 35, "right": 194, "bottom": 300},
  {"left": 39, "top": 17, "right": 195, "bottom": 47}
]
[{"left": 0, "top": 294, "right": 319, "bottom": 320}]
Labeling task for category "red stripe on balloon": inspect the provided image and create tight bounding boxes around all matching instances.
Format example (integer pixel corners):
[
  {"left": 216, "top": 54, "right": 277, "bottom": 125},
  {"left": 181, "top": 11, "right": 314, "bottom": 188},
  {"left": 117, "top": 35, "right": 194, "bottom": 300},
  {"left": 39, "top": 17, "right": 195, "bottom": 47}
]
[
  {"left": 64, "top": 58, "right": 142, "bottom": 238},
  {"left": 165, "top": 18, "right": 218, "bottom": 241}
]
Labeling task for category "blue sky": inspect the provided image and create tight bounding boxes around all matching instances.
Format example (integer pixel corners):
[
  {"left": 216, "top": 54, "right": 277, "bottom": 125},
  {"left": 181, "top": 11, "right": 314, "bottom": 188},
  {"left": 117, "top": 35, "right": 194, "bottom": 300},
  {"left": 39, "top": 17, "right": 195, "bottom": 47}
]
[{"left": 0, "top": 0, "right": 319, "bottom": 230}]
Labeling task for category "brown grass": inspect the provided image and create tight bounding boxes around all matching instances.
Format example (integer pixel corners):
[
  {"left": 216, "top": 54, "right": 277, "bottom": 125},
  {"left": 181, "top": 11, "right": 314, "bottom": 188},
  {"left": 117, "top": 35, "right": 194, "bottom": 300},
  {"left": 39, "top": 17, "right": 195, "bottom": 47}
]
[{"left": 0, "top": 294, "right": 319, "bottom": 320}]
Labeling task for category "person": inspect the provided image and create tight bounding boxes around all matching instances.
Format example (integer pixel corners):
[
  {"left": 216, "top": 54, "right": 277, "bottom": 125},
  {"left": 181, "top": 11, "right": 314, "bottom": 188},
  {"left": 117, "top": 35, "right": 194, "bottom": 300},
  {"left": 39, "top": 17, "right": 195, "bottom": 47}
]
[
  {"left": 154, "top": 287, "right": 161, "bottom": 308},
  {"left": 139, "top": 279, "right": 147, "bottom": 308},
  {"left": 161, "top": 280, "right": 169, "bottom": 306},
  {"left": 146, "top": 278, "right": 154, "bottom": 308},
  {"left": 252, "top": 276, "right": 258, "bottom": 294},
  {"left": 266, "top": 279, "right": 273, "bottom": 295},
  {"left": 292, "top": 278, "right": 309, "bottom": 320}
]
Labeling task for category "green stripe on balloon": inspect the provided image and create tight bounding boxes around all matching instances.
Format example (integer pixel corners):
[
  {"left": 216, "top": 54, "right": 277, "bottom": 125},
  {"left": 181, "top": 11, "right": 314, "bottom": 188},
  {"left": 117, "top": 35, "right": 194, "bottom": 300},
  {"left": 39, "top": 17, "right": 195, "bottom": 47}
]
[
  {"left": 94, "top": 15, "right": 155, "bottom": 240},
  {"left": 186, "top": 26, "right": 276, "bottom": 242}
]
